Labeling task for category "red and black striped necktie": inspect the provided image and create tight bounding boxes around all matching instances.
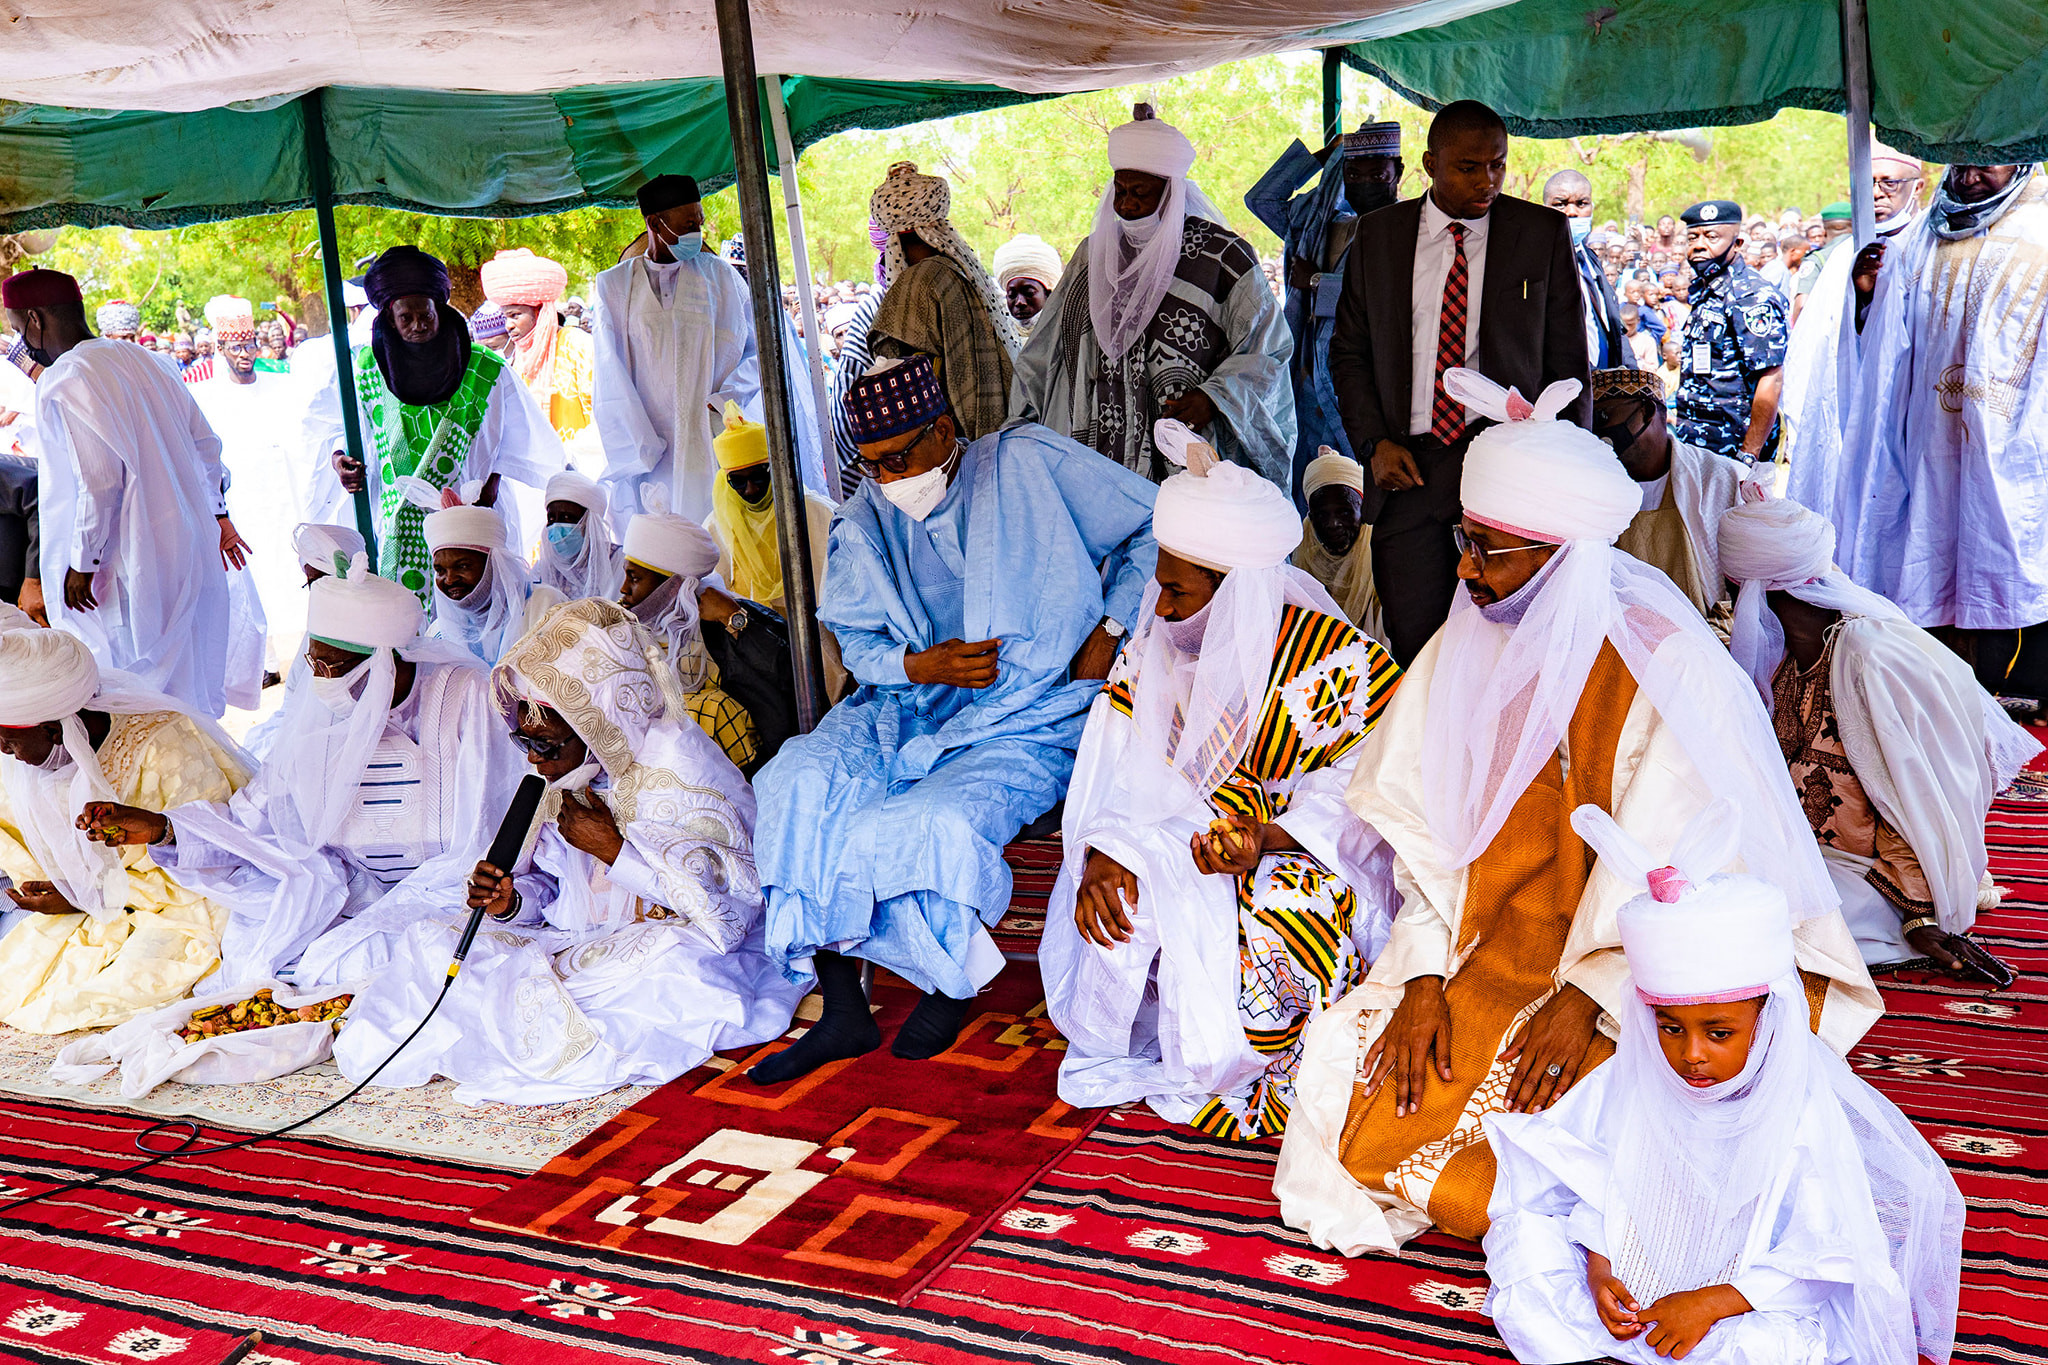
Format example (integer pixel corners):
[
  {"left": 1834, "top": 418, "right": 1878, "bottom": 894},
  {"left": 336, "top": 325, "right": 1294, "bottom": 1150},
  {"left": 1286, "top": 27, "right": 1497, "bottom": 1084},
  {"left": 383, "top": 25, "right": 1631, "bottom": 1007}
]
[{"left": 1429, "top": 222, "right": 1468, "bottom": 444}]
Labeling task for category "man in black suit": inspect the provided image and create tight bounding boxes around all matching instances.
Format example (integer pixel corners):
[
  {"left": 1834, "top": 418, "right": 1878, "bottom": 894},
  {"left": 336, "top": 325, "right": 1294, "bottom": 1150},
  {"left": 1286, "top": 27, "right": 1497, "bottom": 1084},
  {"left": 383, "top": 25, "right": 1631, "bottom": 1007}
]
[
  {"left": 1542, "top": 169, "right": 1629, "bottom": 371},
  {"left": 1328, "top": 100, "right": 1592, "bottom": 664}
]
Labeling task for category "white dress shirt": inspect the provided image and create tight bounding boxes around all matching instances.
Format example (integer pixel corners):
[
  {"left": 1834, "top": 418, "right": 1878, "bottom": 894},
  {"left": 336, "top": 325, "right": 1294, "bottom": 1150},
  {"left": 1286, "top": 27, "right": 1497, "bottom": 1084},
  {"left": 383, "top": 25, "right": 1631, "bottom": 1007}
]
[{"left": 1408, "top": 193, "right": 1491, "bottom": 436}]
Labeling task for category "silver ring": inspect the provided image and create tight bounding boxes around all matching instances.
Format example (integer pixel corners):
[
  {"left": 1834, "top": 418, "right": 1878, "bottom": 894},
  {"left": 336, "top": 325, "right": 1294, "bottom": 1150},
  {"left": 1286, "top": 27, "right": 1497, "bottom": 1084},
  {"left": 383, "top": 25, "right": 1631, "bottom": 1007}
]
[{"left": 1544, "top": 1064, "right": 1563, "bottom": 1078}]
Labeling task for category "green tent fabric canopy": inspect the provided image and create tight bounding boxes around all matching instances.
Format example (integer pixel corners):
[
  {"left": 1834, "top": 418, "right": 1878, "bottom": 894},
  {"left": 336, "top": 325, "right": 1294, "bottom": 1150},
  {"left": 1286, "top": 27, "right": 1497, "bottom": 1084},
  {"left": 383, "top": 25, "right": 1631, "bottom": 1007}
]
[
  {"left": 0, "top": 76, "right": 1046, "bottom": 232},
  {"left": 1340, "top": 0, "right": 2048, "bottom": 163}
]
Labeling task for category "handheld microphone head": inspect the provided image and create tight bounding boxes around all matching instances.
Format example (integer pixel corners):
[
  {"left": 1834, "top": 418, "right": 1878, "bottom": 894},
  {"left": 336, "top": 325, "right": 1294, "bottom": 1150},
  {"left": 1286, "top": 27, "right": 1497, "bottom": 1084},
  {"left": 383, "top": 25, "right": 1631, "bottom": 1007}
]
[{"left": 451, "top": 772, "right": 548, "bottom": 977}]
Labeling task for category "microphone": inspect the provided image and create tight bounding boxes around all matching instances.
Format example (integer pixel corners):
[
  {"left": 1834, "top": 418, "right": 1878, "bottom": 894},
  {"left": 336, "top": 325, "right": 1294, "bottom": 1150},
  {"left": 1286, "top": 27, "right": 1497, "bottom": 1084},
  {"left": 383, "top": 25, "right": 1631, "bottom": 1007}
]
[{"left": 449, "top": 773, "right": 547, "bottom": 980}]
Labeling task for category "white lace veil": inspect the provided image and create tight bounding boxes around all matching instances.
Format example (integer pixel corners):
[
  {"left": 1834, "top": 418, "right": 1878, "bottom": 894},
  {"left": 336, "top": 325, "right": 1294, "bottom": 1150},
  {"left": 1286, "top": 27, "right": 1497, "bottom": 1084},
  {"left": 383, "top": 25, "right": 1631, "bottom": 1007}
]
[
  {"left": 1087, "top": 167, "right": 1225, "bottom": 361},
  {"left": 1719, "top": 491, "right": 2041, "bottom": 792},
  {"left": 1421, "top": 538, "right": 1838, "bottom": 924},
  {"left": 1575, "top": 803, "right": 1964, "bottom": 1365}
]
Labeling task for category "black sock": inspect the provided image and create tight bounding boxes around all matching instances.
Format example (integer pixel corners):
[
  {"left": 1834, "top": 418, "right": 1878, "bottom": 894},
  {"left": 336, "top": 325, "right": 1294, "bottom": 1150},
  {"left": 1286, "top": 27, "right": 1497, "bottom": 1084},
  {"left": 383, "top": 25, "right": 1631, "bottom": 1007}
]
[
  {"left": 890, "top": 989, "right": 975, "bottom": 1059},
  {"left": 748, "top": 951, "right": 880, "bottom": 1085}
]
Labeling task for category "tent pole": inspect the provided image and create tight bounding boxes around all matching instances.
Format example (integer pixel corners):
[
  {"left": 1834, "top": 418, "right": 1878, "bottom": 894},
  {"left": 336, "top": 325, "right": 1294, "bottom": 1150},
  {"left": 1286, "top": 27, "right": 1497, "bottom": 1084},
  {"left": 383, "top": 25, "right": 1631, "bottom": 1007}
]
[
  {"left": 299, "top": 88, "right": 376, "bottom": 557},
  {"left": 1321, "top": 49, "right": 1343, "bottom": 145},
  {"left": 1840, "top": 0, "right": 1876, "bottom": 246},
  {"left": 714, "top": 0, "right": 829, "bottom": 732},
  {"left": 764, "top": 74, "right": 840, "bottom": 502}
]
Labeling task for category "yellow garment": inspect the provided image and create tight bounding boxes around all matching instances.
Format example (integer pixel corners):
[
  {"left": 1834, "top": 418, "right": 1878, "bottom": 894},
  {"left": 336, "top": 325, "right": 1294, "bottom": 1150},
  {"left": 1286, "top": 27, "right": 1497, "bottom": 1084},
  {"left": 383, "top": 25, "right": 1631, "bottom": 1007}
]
[
  {"left": 0, "top": 711, "right": 245, "bottom": 1034},
  {"left": 687, "top": 682, "right": 758, "bottom": 772},
  {"left": 706, "top": 488, "right": 849, "bottom": 698},
  {"left": 1292, "top": 516, "right": 1383, "bottom": 646},
  {"left": 525, "top": 320, "right": 594, "bottom": 440},
  {"left": 714, "top": 401, "right": 768, "bottom": 471}
]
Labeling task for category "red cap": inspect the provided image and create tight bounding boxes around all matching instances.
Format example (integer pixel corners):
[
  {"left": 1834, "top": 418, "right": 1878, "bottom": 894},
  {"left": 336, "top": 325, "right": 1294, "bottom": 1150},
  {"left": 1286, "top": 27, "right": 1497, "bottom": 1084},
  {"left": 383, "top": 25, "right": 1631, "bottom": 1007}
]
[{"left": 2, "top": 268, "right": 83, "bottom": 310}]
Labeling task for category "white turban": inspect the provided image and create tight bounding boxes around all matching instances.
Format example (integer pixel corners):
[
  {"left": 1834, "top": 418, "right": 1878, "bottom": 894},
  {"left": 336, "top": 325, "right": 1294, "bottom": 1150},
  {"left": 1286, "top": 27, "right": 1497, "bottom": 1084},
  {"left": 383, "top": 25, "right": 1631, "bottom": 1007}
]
[
  {"left": 0, "top": 629, "right": 100, "bottom": 726},
  {"left": 0, "top": 602, "right": 34, "bottom": 634},
  {"left": 1302, "top": 450, "right": 1366, "bottom": 498},
  {"left": 423, "top": 505, "right": 508, "bottom": 555},
  {"left": 992, "top": 234, "right": 1064, "bottom": 291},
  {"left": 1717, "top": 497, "right": 1835, "bottom": 588},
  {"left": 1575, "top": 800, "right": 1793, "bottom": 1005},
  {"left": 1107, "top": 118, "right": 1197, "bottom": 181},
  {"left": 624, "top": 512, "right": 721, "bottom": 581},
  {"left": 1447, "top": 369, "right": 1639, "bottom": 544},
  {"left": 544, "top": 470, "right": 608, "bottom": 521},
  {"left": 294, "top": 523, "right": 366, "bottom": 577},
  {"left": 1151, "top": 422, "right": 1301, "bottom": 573},
  {"left": 307, "top": 555, "right": 423, "bottom": 652}
]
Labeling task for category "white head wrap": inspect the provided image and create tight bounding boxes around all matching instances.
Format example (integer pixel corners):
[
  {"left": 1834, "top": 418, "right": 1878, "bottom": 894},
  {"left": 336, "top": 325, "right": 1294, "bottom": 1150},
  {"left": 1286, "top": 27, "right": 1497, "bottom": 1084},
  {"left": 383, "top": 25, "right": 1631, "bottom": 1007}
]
[
  {"left": 493, "top": 599, "right": 758, "bottom": 942},
  {"left": 1302, "top": 450, "right": 1366, "bottom": 498},
  {"left": 1448, "top": 370, "right": 1639, "bottom": 545},
  {"left": 992, "top": 233, "right": 1065, "bottom": 291},
  {"left": 1718, "top": 488, "right": 2042, "bottom": 848},
  {"left": 1088, "top": 116, "right": 1226, "bottom": 361},
  {"left": 1150, "top": 420, "right": 1301, "bottom": 573},
  {"left": 0, "top": 629, "right": 250, "bottom": 921},
  {"left": 307, "top": 554, "right": 423, "bottom": 652},
  {"left": 538, "top": 471, "right": 623, "bottom": 602},
  {"left": 293, "top": 523, "right": 366, "bottom": 578},
  {"left": 870, "top": 163, "right": 1024, "bottom": 356},
  {"left": 1122, "top": 421, "right": 1346, "bottom": 804},
  {"left": 409, "top": 483, "right": 535, "bottom": 665},
  {"left": 1417, "top": 379, "right": 1835, "bottom": 927},
  {"left": 1559, "top": 800, "right": 1963, "bottom": 1364},
  {"left": 622, "top": 487, "right": 720, "bottom": 689}
]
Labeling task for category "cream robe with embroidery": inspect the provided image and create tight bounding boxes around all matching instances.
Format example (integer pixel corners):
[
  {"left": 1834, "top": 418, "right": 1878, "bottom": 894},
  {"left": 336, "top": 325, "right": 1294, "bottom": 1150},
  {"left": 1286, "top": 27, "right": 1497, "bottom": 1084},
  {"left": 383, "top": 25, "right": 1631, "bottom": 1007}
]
[{"left": 0, "top": 711, "right": 243, "bottom": 1032}]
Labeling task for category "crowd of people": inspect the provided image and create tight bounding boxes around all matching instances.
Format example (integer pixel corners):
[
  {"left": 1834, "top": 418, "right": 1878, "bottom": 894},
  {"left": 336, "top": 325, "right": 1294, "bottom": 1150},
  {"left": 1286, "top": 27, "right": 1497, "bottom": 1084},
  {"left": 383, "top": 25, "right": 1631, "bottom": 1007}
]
[{"left": 0, "top": 92, "right": 2038, "bottom": 1363}]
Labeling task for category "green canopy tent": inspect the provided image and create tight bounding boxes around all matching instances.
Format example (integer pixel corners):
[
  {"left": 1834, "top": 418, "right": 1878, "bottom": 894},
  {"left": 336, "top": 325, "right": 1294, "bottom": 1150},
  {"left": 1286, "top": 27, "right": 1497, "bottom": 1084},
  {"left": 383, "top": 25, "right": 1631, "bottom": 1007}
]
[
  {"left": 0, "top": 77, "right": 1047, "bottom": 231},
  {"left": 1335, "top": 0, "right": 2048, "bottom": 243}
]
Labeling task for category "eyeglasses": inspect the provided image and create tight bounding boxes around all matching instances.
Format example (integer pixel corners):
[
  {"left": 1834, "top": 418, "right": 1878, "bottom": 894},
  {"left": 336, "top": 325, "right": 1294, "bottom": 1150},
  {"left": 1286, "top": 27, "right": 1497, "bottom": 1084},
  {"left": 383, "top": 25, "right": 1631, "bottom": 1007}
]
[
  {"left": 1873, "top": 176, "right": 1919, "bottom": 193},
  {"left": 305, "top": 650, "right": 368, "bottom": 678},
  {"left": 854, "top": 421, "right": 935, "bottom": 478},
  {"left": 510, "top": 730, "right": 572, "bottom": 761},
  {"left": 1453, "top": 525, "right": 1552, "bottom": 567}
]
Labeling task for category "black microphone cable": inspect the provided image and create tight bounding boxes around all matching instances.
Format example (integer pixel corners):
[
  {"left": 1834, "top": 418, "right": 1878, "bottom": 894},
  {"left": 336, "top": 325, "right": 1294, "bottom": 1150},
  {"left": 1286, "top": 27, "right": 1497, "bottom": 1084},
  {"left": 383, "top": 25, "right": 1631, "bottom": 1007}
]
[{"left": 0, "top": 773, "right": 550, "bottom": 1216}]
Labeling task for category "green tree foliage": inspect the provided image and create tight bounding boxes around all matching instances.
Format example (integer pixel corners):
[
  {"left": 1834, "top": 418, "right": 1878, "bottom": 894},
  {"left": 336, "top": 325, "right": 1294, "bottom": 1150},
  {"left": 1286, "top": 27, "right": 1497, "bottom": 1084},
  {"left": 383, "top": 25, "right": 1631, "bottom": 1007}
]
[{"left": 29, "top": 57, "right": 1863, "bottom": 322}]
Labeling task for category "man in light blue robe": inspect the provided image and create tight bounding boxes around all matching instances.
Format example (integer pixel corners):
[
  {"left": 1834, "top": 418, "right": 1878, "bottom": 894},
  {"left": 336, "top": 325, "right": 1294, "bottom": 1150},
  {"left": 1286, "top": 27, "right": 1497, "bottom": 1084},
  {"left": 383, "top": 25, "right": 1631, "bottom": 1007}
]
[
  {"left": 750, "top": 355, "right": 1157, "bottom": 1083},
  {"left": 1244, "top": 121, "right": 1405, "bottom": 503}
]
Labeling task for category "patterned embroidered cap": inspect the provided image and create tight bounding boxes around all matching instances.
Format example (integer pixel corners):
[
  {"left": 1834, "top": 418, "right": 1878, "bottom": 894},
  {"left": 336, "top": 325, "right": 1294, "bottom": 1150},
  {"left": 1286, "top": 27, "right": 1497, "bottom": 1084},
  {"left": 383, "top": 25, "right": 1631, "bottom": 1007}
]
[
  {"left": 844, "top": 355, "right": 948, "bottom": 443},
  {"left": 1341, "top": 121, "right": 1402, "bottom": 159},
  {"left": 1590, "top": 367, "right": 1664, "bottom": 402}
]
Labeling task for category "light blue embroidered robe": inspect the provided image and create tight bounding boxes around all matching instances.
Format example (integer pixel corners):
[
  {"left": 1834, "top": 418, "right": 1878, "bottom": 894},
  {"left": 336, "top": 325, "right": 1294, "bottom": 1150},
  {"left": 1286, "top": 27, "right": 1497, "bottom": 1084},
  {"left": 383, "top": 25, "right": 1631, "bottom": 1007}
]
[{"left": 754, "top": 423, "right": 1157, "bottom": 997}]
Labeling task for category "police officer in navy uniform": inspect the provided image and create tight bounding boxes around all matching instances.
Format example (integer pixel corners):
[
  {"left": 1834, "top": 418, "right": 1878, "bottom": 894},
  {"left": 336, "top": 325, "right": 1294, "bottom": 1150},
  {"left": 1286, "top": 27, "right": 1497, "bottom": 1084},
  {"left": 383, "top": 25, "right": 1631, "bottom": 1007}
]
[{"left": 1672, "top": 199, "right": 1788, "bottom": 463}]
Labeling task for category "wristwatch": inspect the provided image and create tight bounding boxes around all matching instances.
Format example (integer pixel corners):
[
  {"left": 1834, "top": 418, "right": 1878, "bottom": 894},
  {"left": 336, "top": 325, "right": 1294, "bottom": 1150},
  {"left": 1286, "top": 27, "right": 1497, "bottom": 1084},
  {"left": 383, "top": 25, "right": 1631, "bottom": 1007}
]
[
  {"left": 1099, "top": 616, "right": 1125, "bottom": 639},
  {"left": 724, "top": 606, "right": 750, "bottom": 638}
]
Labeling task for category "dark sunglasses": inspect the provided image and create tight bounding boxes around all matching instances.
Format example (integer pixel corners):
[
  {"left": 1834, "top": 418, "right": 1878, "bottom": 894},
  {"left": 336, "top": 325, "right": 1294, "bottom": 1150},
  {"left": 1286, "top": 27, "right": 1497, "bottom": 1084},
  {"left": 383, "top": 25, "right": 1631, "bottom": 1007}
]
[
  {"left": 855, "top": 421, "right": 935, "bottom": 478},
  {"left": 511, "top": 730, "right": 573, "bottom": 761}
]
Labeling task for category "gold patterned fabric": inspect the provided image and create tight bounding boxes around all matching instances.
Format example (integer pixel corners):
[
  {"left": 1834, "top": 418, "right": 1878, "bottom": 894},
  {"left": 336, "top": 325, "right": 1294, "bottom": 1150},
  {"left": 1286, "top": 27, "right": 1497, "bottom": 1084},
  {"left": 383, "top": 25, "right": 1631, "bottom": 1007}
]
[
  {"left": 493, "top": 598, "right": 760, "bottom": 951},
  {"left": 0, "top": 711, "right": 243, "bottom": 1033},
  {"left": 1337, "top": 643, "right": 1636, "bottom": 1240}
]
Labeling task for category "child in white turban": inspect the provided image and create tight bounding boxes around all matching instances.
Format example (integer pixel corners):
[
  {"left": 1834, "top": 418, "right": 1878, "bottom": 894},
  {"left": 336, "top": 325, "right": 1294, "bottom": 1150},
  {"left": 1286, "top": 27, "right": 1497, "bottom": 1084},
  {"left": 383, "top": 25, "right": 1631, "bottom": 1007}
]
[{"left": 1482, "top": 800, "right": 1963, "bottom": 1365}]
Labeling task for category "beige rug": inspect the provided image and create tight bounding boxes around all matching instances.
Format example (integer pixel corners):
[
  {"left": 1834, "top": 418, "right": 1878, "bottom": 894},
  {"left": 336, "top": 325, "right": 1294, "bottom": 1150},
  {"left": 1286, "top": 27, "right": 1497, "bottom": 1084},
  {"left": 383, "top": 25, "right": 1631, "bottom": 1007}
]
[{"left": 0, "top": 1023, "right": 647, "bottom": 1170}]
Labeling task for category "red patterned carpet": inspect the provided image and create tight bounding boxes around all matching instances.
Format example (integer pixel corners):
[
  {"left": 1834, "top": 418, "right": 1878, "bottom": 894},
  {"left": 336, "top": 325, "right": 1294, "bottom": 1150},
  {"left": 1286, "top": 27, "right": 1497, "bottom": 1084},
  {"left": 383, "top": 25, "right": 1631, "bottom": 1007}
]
[
  {"left": 470, "top": 966, "right": 1101, "bottom": 1304},
  {"left": 0, "top": 793, "right": 2042, "bottom": 1363}
]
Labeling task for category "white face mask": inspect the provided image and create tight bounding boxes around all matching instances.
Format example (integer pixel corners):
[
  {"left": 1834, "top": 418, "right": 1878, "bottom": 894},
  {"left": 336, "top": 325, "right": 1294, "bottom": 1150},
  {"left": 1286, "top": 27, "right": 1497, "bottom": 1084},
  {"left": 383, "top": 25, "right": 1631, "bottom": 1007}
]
[
  {"left": 878, "top": 442, "right": 961, "bottom": 522},
  {"left": 32, "top": 742, "right": 69, "bottom": 775},
  {"left": 308, "top": 655, "right": 373, "bottom": 715},
  {"left": 549, "top": 759, "right": 602, "bottom": 793},
  {"left": 1118, "top": 206, "right": 1165, "bottom": 246}
]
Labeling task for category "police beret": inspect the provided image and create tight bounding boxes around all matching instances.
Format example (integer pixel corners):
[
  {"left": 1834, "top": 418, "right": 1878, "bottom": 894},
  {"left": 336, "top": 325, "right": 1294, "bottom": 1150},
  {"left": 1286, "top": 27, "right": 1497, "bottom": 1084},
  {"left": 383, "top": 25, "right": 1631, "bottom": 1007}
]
[{"left": 1681, "top": 200, "right": 1743, "bottom": 227}]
